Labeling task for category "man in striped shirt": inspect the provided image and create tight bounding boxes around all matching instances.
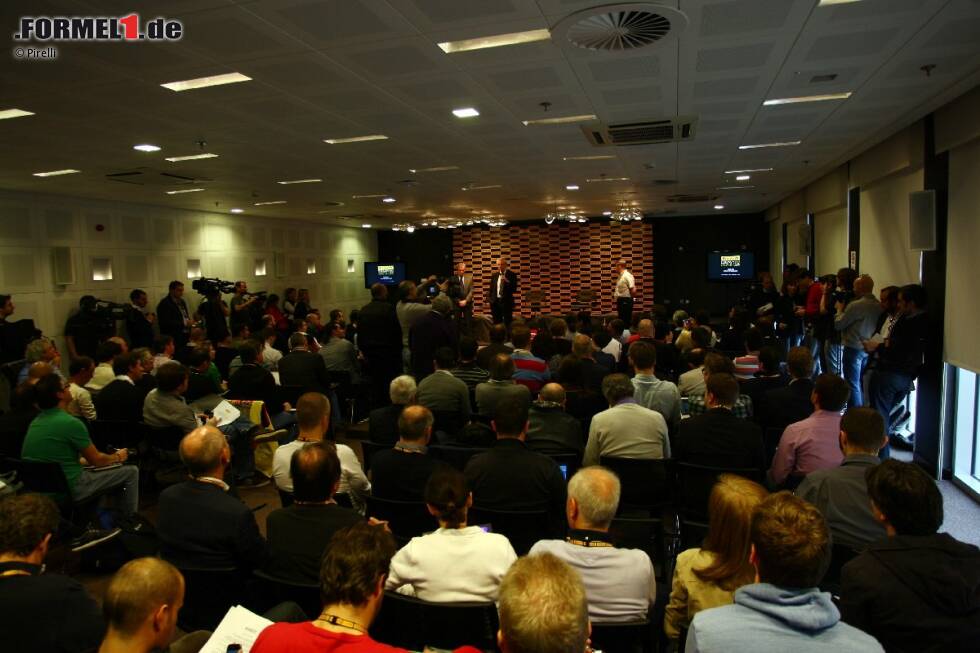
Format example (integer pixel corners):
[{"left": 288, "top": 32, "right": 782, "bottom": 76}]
[
  {"left": 451, "top": 336, "right": 489, "bottom": 390},
  {"left": 510, "top": 324, "right": 550, "bottom": 394}
]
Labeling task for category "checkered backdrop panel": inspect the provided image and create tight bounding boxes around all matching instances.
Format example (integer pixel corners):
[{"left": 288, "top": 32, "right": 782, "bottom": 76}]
[{"left": 452, "top": 221, "right": 653, "bottom": 318}]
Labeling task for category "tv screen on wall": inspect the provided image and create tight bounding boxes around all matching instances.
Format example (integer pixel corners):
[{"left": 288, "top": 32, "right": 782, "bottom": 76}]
[
  {"left": 707, "top": 251, "right": 755, "bottom": 281},
  {"left": 364, "top": 262, "right": 406, "bottom": 288}
]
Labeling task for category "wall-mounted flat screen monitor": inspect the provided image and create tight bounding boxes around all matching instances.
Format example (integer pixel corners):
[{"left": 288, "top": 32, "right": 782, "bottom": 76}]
[
  {"left": 364, "top": 262, "right": 406, "bottom": 288},
  {"left": 707, "top": 251, "right": 755, "bottom": 281}
]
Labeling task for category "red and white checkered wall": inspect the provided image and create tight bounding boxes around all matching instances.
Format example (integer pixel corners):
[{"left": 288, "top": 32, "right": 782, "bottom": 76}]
[{"left": 452, "top": 221, "right": 653, "bottom": 317}]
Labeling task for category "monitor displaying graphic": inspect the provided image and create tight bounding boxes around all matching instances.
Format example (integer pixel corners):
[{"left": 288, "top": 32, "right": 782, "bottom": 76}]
[
  {"left": 707, "top": 251, "right": 755, "bottom": 281},
  {"left": 364, "top": 262, "right": 406, "bottom": 288}
]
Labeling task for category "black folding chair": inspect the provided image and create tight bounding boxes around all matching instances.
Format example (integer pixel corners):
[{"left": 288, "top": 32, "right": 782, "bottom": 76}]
[
  {"left": 365, "top": 495, "right": 432, "bottom": 544},
  {"left": 3, "top": 457, "right": 108, "bottom": 530},
  {"left": 468, "top": 507, "right": 552, "bottom": 555},
  {"left": 359, "top": 440, "right": 390, "bottom": 475},
  {"left": 675, "top": 462, "right": 764, "bottom": 522},
  {"left": 600, "top": 456, "right": 674, "bottom": 515},
  {"left": 371, "top": 590, "right": 499, "bottom": 652},
  {"left": 547, "top": 452, "right": 582, "bottom": 481},
  {"left": 429, "top": 444, "right": 488, "bottom": 471},
  {"left": 590, "top": 620, "right": 653, "bottom": 653},
  {"left": 174, "top": 566, "right": 247, "bottom": 632},
  {"left": 610, "top": 515, "right": 674, "bottom": 583},
  {"left": 819, "top": 542, "right": 861, "bottom": 595},
  {"left": 431, "top": 410, "right": 464, "bottom": 438},
  {"left": 253, "top": 569, "right": 320, "bottom": 620}
]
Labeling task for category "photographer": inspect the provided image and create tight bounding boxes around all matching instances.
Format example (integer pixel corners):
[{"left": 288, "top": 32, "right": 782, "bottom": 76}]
[
  {"left": 65, "top": 296, "right": 116, "bottom": 360},
  {"left": 197, "top": 286, "right": 230, "bottom": 345},
  {"left": 125, "top": 289, "right": 156, "bottom": 349},
  {"left": 229, "top": 281, "right": 260, "bottom": 335}
]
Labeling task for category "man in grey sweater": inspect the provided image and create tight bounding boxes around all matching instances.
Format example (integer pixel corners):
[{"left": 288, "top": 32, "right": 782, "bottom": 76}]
[{"left": 834, "top": 274, "right": 882, "bottom": 407}]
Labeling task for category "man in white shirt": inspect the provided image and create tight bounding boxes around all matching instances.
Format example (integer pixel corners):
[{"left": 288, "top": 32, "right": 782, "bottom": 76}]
[
  {"left": 272, "top": 391, "right": 370, "bottom": 512},
  {"left": 66, "top": 356, "right": 97, "bottom": 421},
  {"left": 584, "top": 374, "right": 670, "bottom": 465},
  {"left": 530, "top": 466, "right": 656, "bottom": 623},
  {"left": 614, "top": 259, "right": 636, "bottom": 325}
]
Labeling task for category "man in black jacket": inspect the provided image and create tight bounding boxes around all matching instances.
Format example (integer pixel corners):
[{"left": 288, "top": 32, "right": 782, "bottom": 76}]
[
  {"left": 155, "top": 281, "right": 191, "bottom": 349},
  {"left": 755, "top": 346, "right": 815, "bottom": 434},
  {"left": 368, "top": 375, "right": 415, "bottom": 445},
  {"left": 157, "top": 425, "right": 268, "bottom": 572},
  {"left": 409, "top": 295, "right": 458, "bottom": 380},
  {"left": 94, "top": 352, "right": 146, "bottom": 423},
  {"left": 487, "top": 257, "right": 518, "bottom": 326},
  {"left": 278, "top": 332, "right": 332, "bottom": 395},
  {"left": 227, "top": 341, "right": 296, "bottom": 436},
  {"left": 357, "top": 283, "right": 403, "bottom": 408},
  {"left": 525, "top": 383, "right": 583, "bottom": 456},
  {"left": 126, "top": 288, "right": 156, "bottom": 349},
  {"left": 673, "top": 373, "right": 766, "bottom": 471},
  {"left": 475, "top": 323, "right": 513, "bottom": 370},
  {"left": 370, "top": 405, "right": 446, "bottom": 501},
  {"left": 840, "top": 459, "right": 980, "bottom": 651}
]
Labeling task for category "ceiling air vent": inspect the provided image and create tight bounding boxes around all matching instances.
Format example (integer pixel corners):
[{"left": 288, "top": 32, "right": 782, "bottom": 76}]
[
  {"left": 554, "top": 3, "right": 689, "bottom": 52},
  {"left": 582, "top": 116, "right": 698, "bottom": 146},
  {"left": 666, "top": 194, "right": 718, "bottom": 203}
]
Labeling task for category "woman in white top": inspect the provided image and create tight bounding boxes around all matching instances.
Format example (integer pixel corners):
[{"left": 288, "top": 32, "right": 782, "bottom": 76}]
[{"left": 386, "top": 467, "right": 517, "bottom": 603}]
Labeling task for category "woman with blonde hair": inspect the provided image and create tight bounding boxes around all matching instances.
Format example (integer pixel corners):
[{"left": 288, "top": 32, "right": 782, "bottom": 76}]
[{"left": 664, "top": 474, "right": 769, "bottom": 643}]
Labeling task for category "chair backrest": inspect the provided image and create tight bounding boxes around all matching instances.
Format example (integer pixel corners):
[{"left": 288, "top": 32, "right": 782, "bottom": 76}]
[
  {"left": 429, "top": 444, "right": 488, "bottom": 471},
  {"left": 675, "top": 462, "right": 764, "bottom": 521},
  {"left": 364, "top": 495, "right": 433, "bottom": 544},
  {"left": 278, "top": 489, "right": 294, "bottom": 507},
  {"left": 145, "top": 424, "right": 185, "bottom": 453},
  {"left": 253, "top": 569, "right": 320, "bottom": 621},
  {"left": 590, "top": 620, "right": 652, "bottom": 653},
  {"left": 763, "top": 427, "right": 783, "bottom": 466},
  {"left": 599, "top": 456, "right": 673, "bottom": 513},
  {"left": 609, "top": 516, "right": 668, "bottom": 581},
  {"left": 359, "top": 440, "right": 390, "bottom": 475},
  {"left": 88, "top": 419, "right": 142, "bottom": 451},
  {"left": 468, "top": 507, "right": 551, "bottom": 556},
  {"left": 371, "top": 590, "right": 499, "bottom": 652},
  {"left": 277, "top": 385, "right": 305, "bottom": 407},
  {"left": 547, "top": 452, "right": 581, "bottom": 482},
  {"left": 11, "top": 458, "right": 71, "bottom": 502},
  {"left": 174, "top": 566, "right": 246, "bottom": 632},
  {"left": 819, "top": 542, "right": 861, "bottom": 595},
  {"left": 431, "top": 410, "right": 464, "bottom": 437}
]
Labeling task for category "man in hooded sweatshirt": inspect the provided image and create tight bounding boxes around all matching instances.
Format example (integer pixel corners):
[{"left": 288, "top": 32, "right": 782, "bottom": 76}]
[
  {"left": 840, "top": 459, "right": 980, "bottom": 651},
  {"left": 687, "top": 492, "right": 883, "bottom": 653}
]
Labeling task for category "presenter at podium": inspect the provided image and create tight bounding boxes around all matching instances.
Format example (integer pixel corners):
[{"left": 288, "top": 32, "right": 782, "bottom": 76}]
[
  {"left": 614, "top": 259, "right": 635, "bottom": 324},
  {"left": 488, "top": 257, "right": 518, "bottom": 326}
]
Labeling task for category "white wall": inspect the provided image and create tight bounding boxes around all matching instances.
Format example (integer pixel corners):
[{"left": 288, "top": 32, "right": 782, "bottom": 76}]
[
  {"left": 858, "top": 168, "right": 923, "bottom": 289},
  {"left": 813, "top": 207, "right": 848, "bottom": 277},
  {"left": 0, "top": 189, "right": 376, "bottom": 358}
]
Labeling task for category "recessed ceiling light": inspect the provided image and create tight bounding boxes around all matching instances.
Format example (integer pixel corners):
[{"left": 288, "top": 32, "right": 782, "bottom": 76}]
[
  {"left": 0, "top": 108, "right": 34, "bottom": 120},
  {"left": 739, "top": 141, "right": 801, "bottom": 150},
  {"left": 409, "top": 166, "right": 459, "bottom": 173},
  {"left": 724, "top": 168, "right": 773, "bottom": 174},
  {"left": 763, "top": 92, "right": 852, "bottom": 106},
  {"left": 586, "top": 177, "right": 629, "bottom": 183},
  {"left": 254, "top": 200, "right": 287, "bottom": 206},
  {"left": 818, "top": 0, "right": 862, "bottom": 5},
  {"left": 323, "top": 134, "right": 388, "bottom": 144},
  {"left": 230, "top": 208, "right": 244, "bottom": 214},
  {"left": 714, "top": 205, "right": 725, "bottom": 210},
  {"left": 736, "top": 175, "right": 751, "bottom": 181},
  {"left": 165, "top": 188, "right": 205, "bottom": 195},
  {"left": 382, "top": 197, "right": 396, "bottom": 203},
  {"left": 361, "top": 224, "right": 372, "bottom": 229},
  {"left": 461, "top": 184, "right": 502, "bottom": 191},
  {"left": 562, "top": 154, "right": 615, "bottom": 161},
  {"left": 406, "top": 226, "right": 415, "bottom": 233},
  {"left": 452, "top": 107, "right": 480, "bottom": 118},
  {"left": 165, "top": 153, "right": 218, "bottom": 162},
  {"left": 523, "top": 114, "right": 597, "bottom": 126},
  {"left": 160, "top": 72, "right": 251, "bottom": 92},
  {"left": 133, "top": 144, "right": 161, "bottom": 152},
  {"left": 352, "top": 194, "right": 386, "bottom": 199},
  {"left": 277, "top": 178, "right": 322, "bottom": 185},
  {"left": 716, "top": 185, "right": 755, "bottom": 190},
  {"left": 32, "top": 169, "right": 80, "bottom": 177},
  {"left": 602, "top": 211, "right": 613, "bottom": 216},
  {"left": 566, "top": 184, "right": 579, "bottom": 191},
  {"left": 437, "top": 28, "right": 551, "bottom": 53}
]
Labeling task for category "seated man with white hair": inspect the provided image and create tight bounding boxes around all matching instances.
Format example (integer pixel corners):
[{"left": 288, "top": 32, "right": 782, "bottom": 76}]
[
  {"left": 529, "top": 466, "right": 656, "bottom": 623},
  {"left": 368, "top": 375, "right": 417, "bottom": 445}
]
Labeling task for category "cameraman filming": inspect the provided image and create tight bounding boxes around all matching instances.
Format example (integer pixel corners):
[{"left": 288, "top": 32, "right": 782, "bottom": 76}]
[
  {"left": 65, "top": 296, "right": 115, "bottom": 360},
  {"left": 229, "top": 281, "right": 260, "bottom": 335}
]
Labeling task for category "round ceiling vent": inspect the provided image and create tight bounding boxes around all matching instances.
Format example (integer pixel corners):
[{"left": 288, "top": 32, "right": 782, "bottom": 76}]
[{"left": 554, "top": 3, "right": 688, "bottom": 52}]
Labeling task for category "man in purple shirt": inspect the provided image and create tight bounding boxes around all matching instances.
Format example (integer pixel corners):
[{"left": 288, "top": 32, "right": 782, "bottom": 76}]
[{"left": 768, "top": 373, "right": 850, "bottom": 488}]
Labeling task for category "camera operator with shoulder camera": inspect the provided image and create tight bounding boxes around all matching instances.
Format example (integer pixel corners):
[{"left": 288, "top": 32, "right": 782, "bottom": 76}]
[
  {"left": 65, "top": 296, "right": 119, "bottom": 360},
  {"left": 193, "top": 279, "right": 232, "bottom": 345},
  {"left": 229, "top": 280, "right": 265, "bottom": 335}
]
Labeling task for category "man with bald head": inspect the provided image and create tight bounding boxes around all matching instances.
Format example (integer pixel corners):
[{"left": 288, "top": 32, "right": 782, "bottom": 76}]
[
  {"left": 530, "top": 466, "right": 656, "bottom": 622},
  {"left": 475, "top": 353, "right": 531, "bottom": 417},
  {"left": 526, "top": 383, "right": 583, "bottom": 456},
  {"left": 572, "top": 333, "right": 608, "bottom": 393},
  {"left": 157, "top": 425, "right": 268, "bottom": 572},
  {"left": 98, "top": 558, "right": 193, "bottom": 653},
  {"left": 370, "top": 404, "right": 448, "bottom": 501},
  {"left": 488, "top": 257, "right": 518, "bottom": 325},
  {"left": 835, "top": 274, "right": 882, "bottom": 406}
]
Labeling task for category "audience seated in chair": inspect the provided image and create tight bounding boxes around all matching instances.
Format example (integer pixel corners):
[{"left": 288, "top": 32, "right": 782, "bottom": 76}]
[
  {"left": 674, "top": 373, "right": 766, "bottom": 471},
  {"left": 86, "top": 340, "right": 123, "bottom": 392},
  {"left": 497, "top": 553, "right": 590, "bottom": 653},
  {"left": 755, "top": 346, "right": 815, "bottom": 433},
  {"left": 319, "top": 319, "right": 361, "bottom": 384},
  {"left": 17, "top": 337, "right": 63, "bottom": 385},
  {"left": 796, "top": 407, "right": 888, "bottom": 550},
  {"left": 370, "top": 405, "right": 447, "bottom": 501},
  {"left": 157, "top": 425, "right": 268, "bottom": 573},
  {"left": 525, "top": 383, "right": 584, "bottom": 456},
  {"left": 151, "top": 335, "right": 178, "bottom": 376},
  {"left": 687, "top": 353, "right": 754, "bottom": 419},
  {"left": 677, "top": 327, "right": 712, "bottom": 396},
  {"left": 571, "top": 333, "right": 608, "bottom": 394},
  {"left": 464, "top": 395, "right": 567, "bottom": 538},
  {"left": 0, "top": 494, "right": 106, "bottom": 653},
  {"left": 22, "top": 374, "right": 139, "bottom": 524},
  {"left": 738, "top": 346, "right": 786, "bottom": 408},
  {"left": 386, "top": 467, "right": 516, "bottom": 602},
  {"left": 450, "top": 336, "right": 489, "bottom": 390},
  {"left": 368, "top": 375, "right": 416, "bottom": 446},
  {"left": 417, "top": 347, "right": 471, "bottom": 426},
  {"left": 272, "top": 392, "right": 369, "bottom": 512},
  {"left": 475, "top": 354, "right": 530, "bottom": 418},
  {"left": 686, "top": 492, "right": 883, "bottom": 652},
  {"left": 629, "top": 340, "right": 681, "bottom": 433},
  {"left": 266, "top": 441, "right": 362, "bottom": 584},
  {"left": 98, "top": 557, "right": 206, "bottom": 653},
  {"left": 584, "top": 373, "right": 670, "bottom": 466},
  {"left": 226, "top": 341, "right": 296, "bottom": 436},
  {"left": 475, "top": 323, "right": 513, "bottom": 370},
  {"left": 530, "top": 466, "right": 656, "bottom": 623},
  {"left": 840, "top": 460, "right": 980, "bottom": 651},
  {"left": 93, "top": 352, "right": 146, "bottom": 424},
  {"left": 278, "top": 332, "right": 332, "bottom": 396},
  {"left": 509, "top": 324, "right": 550, "bottom": 394},
  {"left": 0, "top": 381, "right": 40, "bottom": 458},
  {"left": 768, "top": 374, "right": 850, "bottom": 489},
  {"left": 664, "top": 474, "right": 769, "bottom": 642},
  {"left": 183, "top": 347, "right": 222, "bottom": 405},
  {"left": 66, "top": 356, "right": 97, "bottom": 421}
]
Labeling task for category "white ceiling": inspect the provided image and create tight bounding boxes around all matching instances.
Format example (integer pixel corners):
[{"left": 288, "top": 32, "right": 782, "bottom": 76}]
[{"left": 1, "top": 0, "right": 978, "bottom": 228}]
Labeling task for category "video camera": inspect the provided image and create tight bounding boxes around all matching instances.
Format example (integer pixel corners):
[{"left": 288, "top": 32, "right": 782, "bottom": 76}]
[
  {"left": 82, "top": 296, "right": 128, "bottom": 320},
  {"left": 192, "top": 277, "right": 235, "bottom": 296}
]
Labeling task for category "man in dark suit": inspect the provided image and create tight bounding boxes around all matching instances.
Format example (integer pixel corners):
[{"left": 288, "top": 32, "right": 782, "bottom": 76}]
[
  {"left": 358, "top": 283, "right": 403, "bottom": 408},
  {"left": 184, "top": 347, "right": 222, "bottom": 404},
  {"left": 227, "top": 341, "right": 296, "bottom": 435},
  {"left": 93, "top": 351, "right": 146, "bottom": 423},
  {"left": 278, "top": 332, "right": 332, "bottom": 395},
  {"left": 368, "top": 375, "right": 415, "bottom": 445},
  {"left": 756, "top": 346, "right": 815, "bottom": 434},
  {"left": 464, "top": 395, "right": 567, "bottom": 538},
  {"left": 674, "top": 373, "right": 766, "bottom": 471},
  {"left": 265, "top": 441, "right": 361, "bottom": 583},
  {"left": 155, "top": 281, "right": 191, "bottom": 349},
  {"left": 739, "top": 346, "right": 787, "bottom": 410},
  {"left": 446, "top": 261, "right": 474, "bottom": 334},
  {"left": 409, "top": 295, "right": 458, "bottom": 380},
  {"left": 157, "top": 425, "right": 268, "bottom": 572},
  {"left": 371, "top": 405, "right": 447, "bottom": 501},
  {"left": 126, "top": 288, "right": 156, "bottom": 349},
  {"left": 526, "top": 383, "right": 584, "bottom": 456},
  {"left": 476, "top": 323, "right": 514, "bottom": 370},
  {"left": 488, "top": 257, "right": 518, "bottom": 326}
]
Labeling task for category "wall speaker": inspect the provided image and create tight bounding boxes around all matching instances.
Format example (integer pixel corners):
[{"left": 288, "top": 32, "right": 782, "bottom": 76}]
[
  {"left": 909, "top": 190, "right": 937, "bottom": 251},
  {"left": 51, "top": 246, "right": 74, "bottom": 285}
]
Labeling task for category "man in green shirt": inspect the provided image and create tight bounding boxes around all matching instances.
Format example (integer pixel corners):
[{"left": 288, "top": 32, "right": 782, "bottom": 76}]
[{"left": 21, "top": 374, "right": 140, "bottom": 518}]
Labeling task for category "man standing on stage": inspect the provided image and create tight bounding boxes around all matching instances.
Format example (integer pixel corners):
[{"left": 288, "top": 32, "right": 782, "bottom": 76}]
[
  {"left": 488, "top": 257, "right": 518, "bottom": 326},
  {"left": 614, "top": 259, "right": 636, "bottom": 324},
  {"left": 447, "top": 262, "right": 474, "bottom": 334}
]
